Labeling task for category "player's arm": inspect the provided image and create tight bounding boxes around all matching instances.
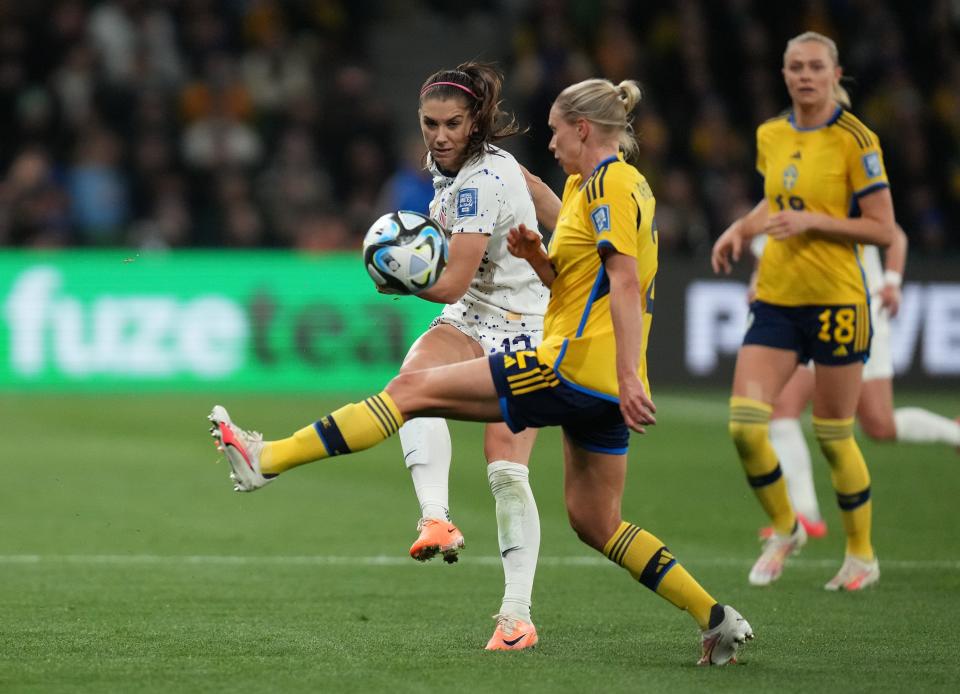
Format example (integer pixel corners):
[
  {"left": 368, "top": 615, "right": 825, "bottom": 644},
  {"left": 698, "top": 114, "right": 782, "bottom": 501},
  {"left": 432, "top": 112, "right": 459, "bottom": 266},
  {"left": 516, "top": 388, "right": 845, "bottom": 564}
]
[
  {"left": 520, "top": 164, "right": 561, "bottom": 231},
  {"left": 415, "top": 232, "right": 488, "bottom": 304},
  {"left": 711, "top": 199, "right": 768, "bottom": 274},
  {"left": 604, "top": 249, "right": 656, "bottom": 433},
  {"left": 764, "top": 186, "right": 896, "bottom": 247},
  {"left": 878, "top": 223, "right": 908, "bottom": 317},
  {"left": 507, "top": 224, "right": 556, "bottom": 288}
]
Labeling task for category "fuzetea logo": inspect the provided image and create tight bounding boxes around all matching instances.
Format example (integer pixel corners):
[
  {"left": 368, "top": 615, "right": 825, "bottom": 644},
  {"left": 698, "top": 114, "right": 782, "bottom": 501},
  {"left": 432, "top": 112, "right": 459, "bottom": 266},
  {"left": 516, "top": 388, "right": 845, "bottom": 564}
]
[{"left": 4, "top": 267, "right": 247, "bottom": 378}]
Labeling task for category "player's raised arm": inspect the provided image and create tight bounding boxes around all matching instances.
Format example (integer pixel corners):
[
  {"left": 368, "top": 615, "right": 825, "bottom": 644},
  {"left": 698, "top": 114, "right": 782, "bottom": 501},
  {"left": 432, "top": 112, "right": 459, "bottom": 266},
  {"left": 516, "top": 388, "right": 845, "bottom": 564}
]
[
  {"left": 507, "top": 223, "right": 556, "bottom": 288},
  {"left": 519, "top": 164, "right": 562, "bottom": 231}
]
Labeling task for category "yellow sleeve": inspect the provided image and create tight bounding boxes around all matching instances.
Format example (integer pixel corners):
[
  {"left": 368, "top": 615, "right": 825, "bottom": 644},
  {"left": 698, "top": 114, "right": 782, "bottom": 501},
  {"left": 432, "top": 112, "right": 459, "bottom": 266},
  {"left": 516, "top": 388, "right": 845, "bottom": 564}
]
[
  {"left": 587, "top": 172, "right": 641, "bottom": 258},
  {"left": 755, "top": 126, "right": 767, "bottom": 178},
  {"left": 846, "top": 130, "right": 889, "bottom": 198}
]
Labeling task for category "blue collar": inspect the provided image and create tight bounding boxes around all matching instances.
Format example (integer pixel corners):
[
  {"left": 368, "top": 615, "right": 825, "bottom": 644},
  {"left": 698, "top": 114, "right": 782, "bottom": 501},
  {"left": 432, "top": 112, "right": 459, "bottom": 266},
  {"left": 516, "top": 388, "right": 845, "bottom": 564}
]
[
  {"left": 579, "top": 154, "right": 620, "bottom": 189},
  {"left": 788, "top": 105, "right": 843, "bottom": 131}
]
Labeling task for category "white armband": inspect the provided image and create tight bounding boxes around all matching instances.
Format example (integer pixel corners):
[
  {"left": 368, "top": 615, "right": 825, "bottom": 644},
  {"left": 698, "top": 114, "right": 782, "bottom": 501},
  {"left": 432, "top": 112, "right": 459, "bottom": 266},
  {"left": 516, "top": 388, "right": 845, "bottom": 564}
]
[{"left": 883, "top": 269, "right": 902, "bottom": 288}]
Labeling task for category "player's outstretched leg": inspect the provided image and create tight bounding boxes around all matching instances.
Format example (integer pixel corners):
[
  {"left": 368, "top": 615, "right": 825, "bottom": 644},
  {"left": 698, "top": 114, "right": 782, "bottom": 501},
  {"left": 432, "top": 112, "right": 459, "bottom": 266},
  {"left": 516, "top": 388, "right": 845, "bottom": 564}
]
[
  {"left": 208, "top": 391, "right": 404, "bottom": 491},
  {"left": 209, "top": 406, "right": 274, "bottom": 492},
  {"left": 698, "top": 604, "right": 755, "bottom": 666}
]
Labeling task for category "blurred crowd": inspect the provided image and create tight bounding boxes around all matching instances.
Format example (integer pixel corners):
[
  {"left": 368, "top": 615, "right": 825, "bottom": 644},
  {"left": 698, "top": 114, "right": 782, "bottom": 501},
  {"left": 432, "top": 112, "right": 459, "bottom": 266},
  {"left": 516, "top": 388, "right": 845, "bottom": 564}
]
[{"left": 0, "top": 0, "right": 957, "bottom": 254}]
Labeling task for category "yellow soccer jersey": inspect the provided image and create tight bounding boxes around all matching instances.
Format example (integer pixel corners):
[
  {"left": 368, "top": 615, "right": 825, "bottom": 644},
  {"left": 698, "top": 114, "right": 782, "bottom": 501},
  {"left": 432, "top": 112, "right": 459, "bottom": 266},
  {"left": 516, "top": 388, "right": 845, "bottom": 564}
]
[
  {"left": 537, "top": 154, "right": 658, "bottom": 401},
  {"left": 755, "top": 107, "right": 889, "bottom": 306}
]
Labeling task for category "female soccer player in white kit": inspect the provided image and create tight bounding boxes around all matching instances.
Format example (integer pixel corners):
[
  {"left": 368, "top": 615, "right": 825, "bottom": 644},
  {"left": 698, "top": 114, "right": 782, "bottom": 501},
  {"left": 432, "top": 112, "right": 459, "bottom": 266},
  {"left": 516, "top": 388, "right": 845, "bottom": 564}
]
[{"left": 392, "top": 62, "right": 548, "bottom": 649}]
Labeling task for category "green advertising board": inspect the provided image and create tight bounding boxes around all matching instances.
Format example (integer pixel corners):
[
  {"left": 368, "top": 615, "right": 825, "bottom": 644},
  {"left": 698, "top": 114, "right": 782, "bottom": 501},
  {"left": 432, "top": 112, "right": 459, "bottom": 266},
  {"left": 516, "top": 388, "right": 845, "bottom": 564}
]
[{"left": 0, "top": 250, "right": 440, "bottom": 391}]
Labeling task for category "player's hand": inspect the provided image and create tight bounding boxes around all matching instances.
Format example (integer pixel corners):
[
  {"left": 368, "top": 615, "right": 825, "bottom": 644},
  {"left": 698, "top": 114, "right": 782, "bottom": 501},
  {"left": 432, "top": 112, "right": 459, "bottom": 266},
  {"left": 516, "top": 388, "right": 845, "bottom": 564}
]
[
  {"left": 618, "top": 374, "right": 657, "bottom": 434},
  {"left": 711, "top": 227, "right": 743, "bottom": 275},
  {"left": 880, "top": 283, "right": 901, "bottom": 317},
  {"left": 507, "top": 223, "right": 541, "bottom": 260},
  {"left": 765, "top": 211, "right": 814, "bottom": 240}
]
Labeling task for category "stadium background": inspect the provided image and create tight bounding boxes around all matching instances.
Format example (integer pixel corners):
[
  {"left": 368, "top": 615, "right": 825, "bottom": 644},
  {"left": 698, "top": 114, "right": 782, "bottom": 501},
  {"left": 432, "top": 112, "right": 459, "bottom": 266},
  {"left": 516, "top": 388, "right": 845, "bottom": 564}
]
[{"left": 1, "top": 2, "right": 958, "bottom": 692}]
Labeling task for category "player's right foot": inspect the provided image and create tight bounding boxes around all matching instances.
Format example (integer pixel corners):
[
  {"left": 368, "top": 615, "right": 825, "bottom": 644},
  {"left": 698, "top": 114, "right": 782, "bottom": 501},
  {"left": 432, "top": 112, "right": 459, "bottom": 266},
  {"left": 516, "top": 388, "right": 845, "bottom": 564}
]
[
  {"left": 409, "top": 518, "right": 464, "bottom": 563},
  {"left": 758, "top": 513, "right": 827, "bottom": 540},
  {"left": 484, "top": 614, "right": 538, "bottom": 651},
  {"left": 824, "top": 554, "right": 880, "bottom": 591},
  {"left": 208, "top": 405, "right": 274, "bottom": 492},
  {"left": 749, "top": 521, "right": 807, "bottom": 586},
  {"left": 698, "top": 605, "right": 753, "bottom": 665}
]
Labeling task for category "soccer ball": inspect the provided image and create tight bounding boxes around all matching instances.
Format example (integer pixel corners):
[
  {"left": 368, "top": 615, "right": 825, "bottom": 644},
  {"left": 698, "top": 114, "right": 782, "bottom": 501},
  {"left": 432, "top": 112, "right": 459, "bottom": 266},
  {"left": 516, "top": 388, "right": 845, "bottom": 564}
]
[{"left": 362, "top": 211, "right": 448, "bottom": 295}]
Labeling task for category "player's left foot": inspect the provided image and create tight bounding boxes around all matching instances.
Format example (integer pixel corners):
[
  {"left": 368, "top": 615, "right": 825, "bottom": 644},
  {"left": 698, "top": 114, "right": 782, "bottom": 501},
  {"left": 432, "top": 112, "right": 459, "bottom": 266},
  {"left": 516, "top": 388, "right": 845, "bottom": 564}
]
[
  {"left": 409, "top": 518, "right": 465, "bottom": 563},
  {"left": 749, "top": 521, "right": 807, "bottom": 586},
  {"left": 484, "top": 614, "right": 538, "bottom": 651},
  {"left": 759, "top": 513, "right": 827, "bottom": 540},
  {"left": 698, "top": 604, "right": 753, "bottom": 666},
  {"left": 208, "top": 405, "right": 274, "bottom": 492},
  {"left": 824, "top": 554, "right": 880, "bottom": 591}
]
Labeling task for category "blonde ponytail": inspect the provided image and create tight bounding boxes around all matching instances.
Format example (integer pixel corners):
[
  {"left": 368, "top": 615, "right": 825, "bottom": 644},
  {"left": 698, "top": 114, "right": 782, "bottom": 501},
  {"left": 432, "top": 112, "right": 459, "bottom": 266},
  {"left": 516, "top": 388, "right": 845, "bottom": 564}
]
[{"left": 554, "top": 78, "right": 643, "bottom": 160}]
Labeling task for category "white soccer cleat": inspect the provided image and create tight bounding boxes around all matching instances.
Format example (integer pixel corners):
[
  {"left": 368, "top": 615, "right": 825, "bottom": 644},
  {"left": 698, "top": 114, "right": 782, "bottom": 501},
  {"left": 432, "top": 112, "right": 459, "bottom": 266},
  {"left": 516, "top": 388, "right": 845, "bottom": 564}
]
[
  {"left": 749, "top": 521, "right": 807, "bottom": 586},
  {"left": 824, "top": 554, "right": 880, "bottom": 591},
  {"left": 698, "top": 605, "right": 754, "bottom": 666},
  {"left": 208, "top": 405, "right": 273, "bottom": 492}
]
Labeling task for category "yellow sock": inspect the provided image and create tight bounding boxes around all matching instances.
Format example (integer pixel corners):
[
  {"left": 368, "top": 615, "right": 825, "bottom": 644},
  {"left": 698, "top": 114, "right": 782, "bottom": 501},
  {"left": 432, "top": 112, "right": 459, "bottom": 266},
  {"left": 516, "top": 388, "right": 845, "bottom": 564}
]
[
  {"left": 603, "top": 521, "right": 717, "bottom": 630},
  {"left": 729, "top": 396, "right": 796, "bottom": 534},
  {"left": 814, "top": 416, "right": 873, "bottom": 560},
  {"left": 261, "top": 392, "right": 404, "bottom": 475}
]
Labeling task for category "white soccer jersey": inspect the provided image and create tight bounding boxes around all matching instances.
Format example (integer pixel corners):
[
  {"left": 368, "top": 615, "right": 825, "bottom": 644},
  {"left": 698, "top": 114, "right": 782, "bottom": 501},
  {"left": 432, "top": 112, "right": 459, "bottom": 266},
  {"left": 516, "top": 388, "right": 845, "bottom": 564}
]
[
  {"left": 427, "top": 145, "right": 548, "bottom": 321},
  {"left": 861, "top": 244, "right": 883, "bottom": 298}
]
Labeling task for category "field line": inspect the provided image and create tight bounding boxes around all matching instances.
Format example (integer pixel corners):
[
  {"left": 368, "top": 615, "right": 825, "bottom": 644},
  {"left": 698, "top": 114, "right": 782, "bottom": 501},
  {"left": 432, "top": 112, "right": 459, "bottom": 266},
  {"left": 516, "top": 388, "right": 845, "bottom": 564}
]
[{"left": 1, "top": 554, "right": 958, "bottom": 570}]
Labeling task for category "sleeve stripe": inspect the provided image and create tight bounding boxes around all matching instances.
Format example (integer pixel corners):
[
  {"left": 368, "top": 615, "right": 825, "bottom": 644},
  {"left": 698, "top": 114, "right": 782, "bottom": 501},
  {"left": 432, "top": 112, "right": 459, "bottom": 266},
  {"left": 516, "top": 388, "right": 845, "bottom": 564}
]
[
  {"left": 837, "top": 115, "right": 873, "bottom": 149},
  {"left": 597, "top": 163, "right": 609, "bottom": 198},
  {"left": 835, "top": 119, "right": 868, "bottom": 148},
  {"left": 840, "top": 114, "right": 874, "bottom": 146},
  {"left": 853, "top": 181, "right": 889, "bottom": 198}
]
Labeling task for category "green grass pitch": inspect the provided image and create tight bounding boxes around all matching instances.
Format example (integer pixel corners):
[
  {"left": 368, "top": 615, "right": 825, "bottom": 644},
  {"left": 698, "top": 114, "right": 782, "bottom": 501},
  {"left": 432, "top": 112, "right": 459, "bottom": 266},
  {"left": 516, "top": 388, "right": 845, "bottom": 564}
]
[{"left": 1, "top": 390, "right": 958, "bottom": 693}]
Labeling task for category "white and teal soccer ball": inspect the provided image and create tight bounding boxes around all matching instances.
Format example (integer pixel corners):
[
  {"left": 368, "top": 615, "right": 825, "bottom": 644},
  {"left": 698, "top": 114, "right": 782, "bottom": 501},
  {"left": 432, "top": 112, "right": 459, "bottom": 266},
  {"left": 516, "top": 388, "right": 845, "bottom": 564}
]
[{"left": 362, "top": 211, "right": 448, "bottom": 295}]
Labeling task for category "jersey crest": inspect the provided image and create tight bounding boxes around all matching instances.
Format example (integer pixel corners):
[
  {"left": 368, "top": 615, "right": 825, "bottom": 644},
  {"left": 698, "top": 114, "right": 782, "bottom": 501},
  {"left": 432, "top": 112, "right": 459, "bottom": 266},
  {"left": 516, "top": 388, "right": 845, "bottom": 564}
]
[
  {"left": 862, "top": 152, "right": 882, "bottom": 179},
  {"left": 590, "top": 205, "right": 611, "bottom": 234},
  {"left": 456, "top": 188, "right": 478, "bottom": 217},
  {"left": 783, "top": 164, "right": 799, "bottom": 191}
]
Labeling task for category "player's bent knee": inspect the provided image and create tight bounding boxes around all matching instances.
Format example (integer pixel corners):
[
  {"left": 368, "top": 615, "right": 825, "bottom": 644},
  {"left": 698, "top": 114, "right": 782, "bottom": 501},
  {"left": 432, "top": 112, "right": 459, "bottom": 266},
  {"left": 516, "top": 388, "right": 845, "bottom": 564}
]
[
  {"left": 860, "top": 416, "right": 896, "bottom": 441},
  {"left": 566, "top": 508, "right": 615, "bottom": 551},
  {"left": 384, "top": 372, "right": 426, "bottom": 417}
]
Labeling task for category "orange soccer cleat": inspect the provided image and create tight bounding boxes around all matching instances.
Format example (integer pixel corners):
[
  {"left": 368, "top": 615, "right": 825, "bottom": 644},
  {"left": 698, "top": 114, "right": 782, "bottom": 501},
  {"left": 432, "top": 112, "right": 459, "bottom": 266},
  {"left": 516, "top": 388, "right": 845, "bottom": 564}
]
[
  {"left": 484, "top": 614, "right": 538, "bottom": 651},
  {"left": 409, "top": 518, "right": 465, "bottom": 563}
]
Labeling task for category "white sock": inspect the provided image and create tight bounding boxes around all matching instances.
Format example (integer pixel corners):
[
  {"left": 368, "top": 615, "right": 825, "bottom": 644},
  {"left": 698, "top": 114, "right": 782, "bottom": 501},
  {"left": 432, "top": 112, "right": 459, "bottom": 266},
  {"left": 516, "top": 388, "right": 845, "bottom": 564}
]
[
  {"left": 894, "top": 408, "right": 960, "bottom": 446},
  {"left": 399, "top": 418, "right": 452, "bottom": 520},
  {"left": 769, "top": 418, "right": 822, "bottom": 522},
  {"left": 487, "top": 460, "right": 540, "bottom": 623}
]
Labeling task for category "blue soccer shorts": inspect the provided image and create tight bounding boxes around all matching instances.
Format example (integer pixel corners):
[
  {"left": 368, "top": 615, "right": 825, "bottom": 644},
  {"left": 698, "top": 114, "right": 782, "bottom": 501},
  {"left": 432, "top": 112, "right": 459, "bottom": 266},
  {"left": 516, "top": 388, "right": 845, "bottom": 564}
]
[
  {"left": 487, "top": 349, "right": 630, "bottom": 454},
  {"left": 743, "top": 300, "right": 872, "bottom": 366}
]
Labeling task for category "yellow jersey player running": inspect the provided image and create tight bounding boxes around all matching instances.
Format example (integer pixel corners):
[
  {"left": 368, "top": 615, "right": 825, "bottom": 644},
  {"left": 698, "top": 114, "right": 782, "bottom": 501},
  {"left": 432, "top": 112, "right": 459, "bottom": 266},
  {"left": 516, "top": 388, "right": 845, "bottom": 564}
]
[
  {"left": 712, "top": 31, "right": 897, "bottom": 590},
  {"left": 207, "top": 77, "right": 753, "bottom": 665}
]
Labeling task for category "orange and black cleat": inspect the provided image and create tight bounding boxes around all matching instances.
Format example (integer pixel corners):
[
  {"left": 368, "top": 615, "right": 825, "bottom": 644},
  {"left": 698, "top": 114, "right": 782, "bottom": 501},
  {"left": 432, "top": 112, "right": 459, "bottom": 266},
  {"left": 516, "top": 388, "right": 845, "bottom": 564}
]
[
  {"left": 409, "top": 518, "right": 465, "bottom": 563},
  {"left": 485, "top": 614, "right": 538, "bottom": 651}
]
